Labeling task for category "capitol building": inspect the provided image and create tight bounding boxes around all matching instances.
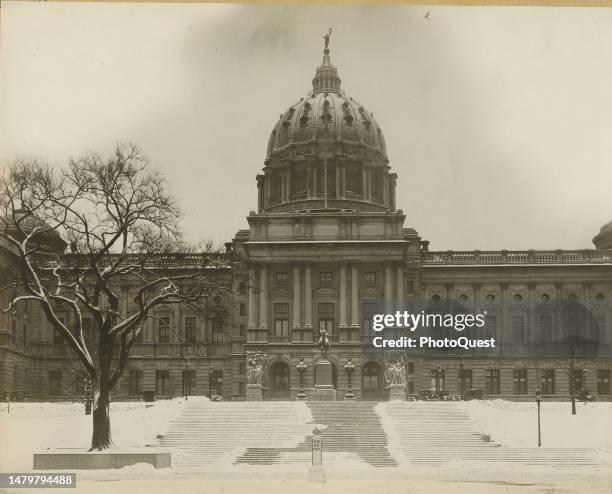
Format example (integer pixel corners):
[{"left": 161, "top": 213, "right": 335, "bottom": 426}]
[{"left": 1, "top": 39, "right": 612, "bottom": 403}]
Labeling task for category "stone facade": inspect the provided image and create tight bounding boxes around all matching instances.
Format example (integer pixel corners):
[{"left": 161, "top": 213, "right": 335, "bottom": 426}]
[{"left": 1, "top": 41, "right": 611, "bottom": 402}]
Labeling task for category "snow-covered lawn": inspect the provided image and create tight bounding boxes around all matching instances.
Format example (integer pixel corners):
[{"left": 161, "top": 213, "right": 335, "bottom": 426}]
[
  {"left": 0, "top": 398, "right": 187, "bottom": 471},
  {"left": 465, "top": 399, "right": 612, "bottom": 450}
]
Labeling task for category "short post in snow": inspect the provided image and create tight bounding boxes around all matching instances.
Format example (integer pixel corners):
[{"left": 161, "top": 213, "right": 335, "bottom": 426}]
[
  {"left": 535, "top": 389, "right": 542, "bottom": 447},
  {"left": 307, "top": 426, "right": 326, "bottom": 482}
]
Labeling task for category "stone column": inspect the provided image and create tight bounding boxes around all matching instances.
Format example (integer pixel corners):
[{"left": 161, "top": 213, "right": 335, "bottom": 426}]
[
  {"left": 293, "top": 266, "right": 301, "bottom": 328},
  {"left": 384, "top": 264, "right": 393, "bottom": 313},
  {"left": 383, "top": 173, "right": 389, "bottom": 208},
  {"left": 351, "top": 264, "right": 359, "bottom": 327},
  {"left": 248, "top": 269, "right": 257, "bottom": 328},
  {"left": 307, "top": 165, "right": 312, "bottom": 198},
  {"left": 339, "top": 264, "right": 348, "bottom": 327},
  {"left": 362, "top": 167, "right": 367, "bottom": 200},
  {"left": 304, "top": 267, "right": 313, "bottom": 328},
  {"left": 286, "top": 168, "right": 291, "bottom": 201},
  {"left": 527, "top": 282, "right": 536, "bottom": 344},
  {"left": 500, "top": 283, "right": 508, "bottom": 353},
  {"left": 396, "top": 266, "right": 404, "bottom": 310},
  {"left": 259, "top": 267, "right": 268, "bottom": 329}
]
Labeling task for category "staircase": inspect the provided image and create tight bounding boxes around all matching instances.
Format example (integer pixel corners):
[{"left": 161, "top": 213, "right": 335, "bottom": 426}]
[
  {"left": 236, "top": 401, "right": 397, "bottom": 467},
  {"left": 158, "top": 398, "right": 313, "bottom": 467},
  {"left": 379, "top": 402, "right": 609, "bottom": 471},
  {"left": 159, "top": 399, "right": 609, "bottom": 472},
  {"left": 160, "top": 399, "right": 397, "bottom": 468}
]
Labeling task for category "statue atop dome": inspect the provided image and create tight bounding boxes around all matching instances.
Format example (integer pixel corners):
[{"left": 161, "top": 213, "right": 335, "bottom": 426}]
[{"left": 324, "top": 28, "right": 332, "bottom": 50}]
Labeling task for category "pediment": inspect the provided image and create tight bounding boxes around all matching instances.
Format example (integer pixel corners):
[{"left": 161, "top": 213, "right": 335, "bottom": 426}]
[
  {"left": 314, "top": 287, "right": 337, "bottom": 298},
  {"left": 362, "top": 287, "right": 383, "bottom": 298},
  {"left": 270, "top": 288, "right": 291, "bottom": 299}
]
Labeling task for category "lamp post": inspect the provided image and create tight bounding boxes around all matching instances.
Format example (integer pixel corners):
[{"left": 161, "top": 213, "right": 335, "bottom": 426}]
[
  {"left": 344, "top": 358, "right": 355, "bottom": 400},
  {"left": 208, "top": 366, "right": 214, "bottom": 399},
  {"left": 184, "top": 355, "right": 191, "bottom": 400},
  {"left": 296, "top": 358, "right": 307, "bottom": 399},
  {"left": 535, "top": 389, "right": 542, "bottom": 447}
]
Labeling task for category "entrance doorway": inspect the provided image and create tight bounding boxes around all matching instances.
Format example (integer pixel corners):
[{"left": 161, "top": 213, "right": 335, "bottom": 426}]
[
  {"left": 209, "top": 370, "right": 223, "bottom": 398},
  {"left": 270, "top": 362, "right": 290, "bottom": 399},
  {"left": 361, "top": 361, "right": 383, "bottom": 400}
]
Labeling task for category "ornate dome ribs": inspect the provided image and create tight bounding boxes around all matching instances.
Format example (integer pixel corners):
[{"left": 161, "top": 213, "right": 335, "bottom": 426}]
[{"left": 257, "top": 33, "right": 396, "bottom": 214}]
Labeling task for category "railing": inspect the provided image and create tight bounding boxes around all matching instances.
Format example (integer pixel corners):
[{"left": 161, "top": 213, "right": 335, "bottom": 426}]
[
  {"left": 128, "top": 342, "right": 209, "bottom": 357},
  {"left": 422, "top": 249, "right": 612, "bottom": 265},
  {"left": 268, "top": 336, "right": 291, "bottom": 344},
  {"left": 34, "top": 252, "right": 232, "bottom": 269}
]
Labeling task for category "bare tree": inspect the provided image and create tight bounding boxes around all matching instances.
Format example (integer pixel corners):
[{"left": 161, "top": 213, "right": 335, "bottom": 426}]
[{"left": 0, "top": 143, "right": 227, "bottom": 450}]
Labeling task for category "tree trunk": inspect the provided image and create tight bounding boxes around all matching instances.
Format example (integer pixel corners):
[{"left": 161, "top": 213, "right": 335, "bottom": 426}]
[{"left": 90, "top": 386, "right": 112, "bottom": 451}]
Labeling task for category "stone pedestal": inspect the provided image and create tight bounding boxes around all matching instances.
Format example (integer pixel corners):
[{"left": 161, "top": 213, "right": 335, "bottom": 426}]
[
  {"left": 307, "top": 465, "right": 326, "bottom": 483},
  {"left": 311, "top": 359, "right": 336, "bottom": 401},
  {"left": 388, "top": 383, "right": 406, "bottom": 400},
  {"left": 246, "top": 383, "right": 263, "bottom": 401}
]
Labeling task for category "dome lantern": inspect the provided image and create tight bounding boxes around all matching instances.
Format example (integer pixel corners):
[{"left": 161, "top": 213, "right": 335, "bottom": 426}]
[{"left": 312, "top": 28, "right": 342, "bottom": 95}]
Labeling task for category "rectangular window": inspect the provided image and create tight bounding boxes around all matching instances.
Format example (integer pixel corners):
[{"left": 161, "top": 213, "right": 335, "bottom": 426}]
[
  {"left": 459, "top": 369, "right": 472, "bottom": 394},
  {"left": 407, "top": 381, "right": 415, "bottom": 394},
  {"left": 239, "top": 362, "right": 246, "bottom": 375},
  {"left": 158, "top": 316, "right": 171, "bottom": 343},
  {"left": 238, "top": 282, "right": 247, "bottom": 295},
  {"left": 318, "top": 303, "right": 334, "bottom": 314},
  {"left": 364, "top": 271, "right": 377, "bottom": 286},
  {"left": 128, "top": 370, "right": 143, "bottom": 396},
  {"left": 512, "top": 315, "right": 525, "bottom": 343},
  {"left": 513, "top": 369, "right": 528, "bottom": 395},
  {"left": 597, "top": 369, "right": 610, "bottom": 395},
  {"left": 485, "top": 370, "right": 500, "bottom": 395},
  {"left": 362, "top": 302, "right": 378, "bottom": 337},
  {"left": 362, "top": 318, "right": 373, "bottom": 337},
  {"left": 274, "top": 303, "right": 290, "bottom": 337},
  {"left": 240, "top": 303, "right": 247, "bottom": 316},
  {"left": 184, "top": 317, "right": 197, "bottom": 343},
  {"left": 156, "top": 370, "right": 170, "bottom": 395},
  {"left": 238, "top": 382, "right": 246, "bottom": 395},
  {"left": 485, "top": 315, "right": 497, "bottom": 338},
  {"left": 274, "top": 318, "right": 289, "bottom": 337},
  {"left": 407, "top": 362, "right": 414, "bottom": 375},
  {"left": 319, "top": 318, "right": 335, "bottom": 335},
  {"left": 541, "top": 369, "right": 555, "bottom": 395},
  {"left": 568, "top": 313, "right": 581, "bottom": 334},
  {"left": 182, "top": 370, "right": 196, "bottom": 396},
  {"left": 49, "top": 371, "right": 62, "bottom": 395},
  {"left": 211, "top": 317, "right": 224, "bottom": 343},
  {"left": 275, "top": 271, "right": 288, "bottom": 287},
  {"left": 318, "top": 303, "right": 335, "bottom": 335},
  {"left": 430, "top": 369, "right": 445, "bottom": 391},
  {"left": 539, "top": 314, "right": 552, "bottom": 342},
  {"left": 571, "top": 369, "right": 585, "bottom": 392},
  {"left": 274, "top": 303, "right": 289, "bottom": 315},
  {"left": 319, "top": 272, "right": 333, "bottom": 288}
]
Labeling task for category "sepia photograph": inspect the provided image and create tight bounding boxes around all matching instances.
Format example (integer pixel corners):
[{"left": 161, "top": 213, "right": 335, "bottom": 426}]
[{"left": 0, "top": 2, "right": 611, "bottom": 493}]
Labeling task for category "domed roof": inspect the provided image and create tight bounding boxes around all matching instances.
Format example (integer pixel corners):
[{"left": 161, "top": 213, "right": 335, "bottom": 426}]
[
  {"left": 266, "top": 31, "right": 388, "bottom": 165},
  {"left": 593, "top": 219, "right": 612, "bottom": 249},
  {"left": 2, "top": 208, "right": 67, "bottom": 254}
]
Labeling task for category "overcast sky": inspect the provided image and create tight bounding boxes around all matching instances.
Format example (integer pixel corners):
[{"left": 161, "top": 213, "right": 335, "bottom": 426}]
[{"left": 1, "top": 3, "right": 611, "bottom": 250}]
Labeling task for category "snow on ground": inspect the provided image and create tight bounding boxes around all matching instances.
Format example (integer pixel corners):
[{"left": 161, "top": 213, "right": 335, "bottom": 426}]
[
  {"left": 0, "top": 397, "right": 188, "bottom": 471},
  {"left": 464, "top": 399, "right": 612, "bottom": 450}
]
